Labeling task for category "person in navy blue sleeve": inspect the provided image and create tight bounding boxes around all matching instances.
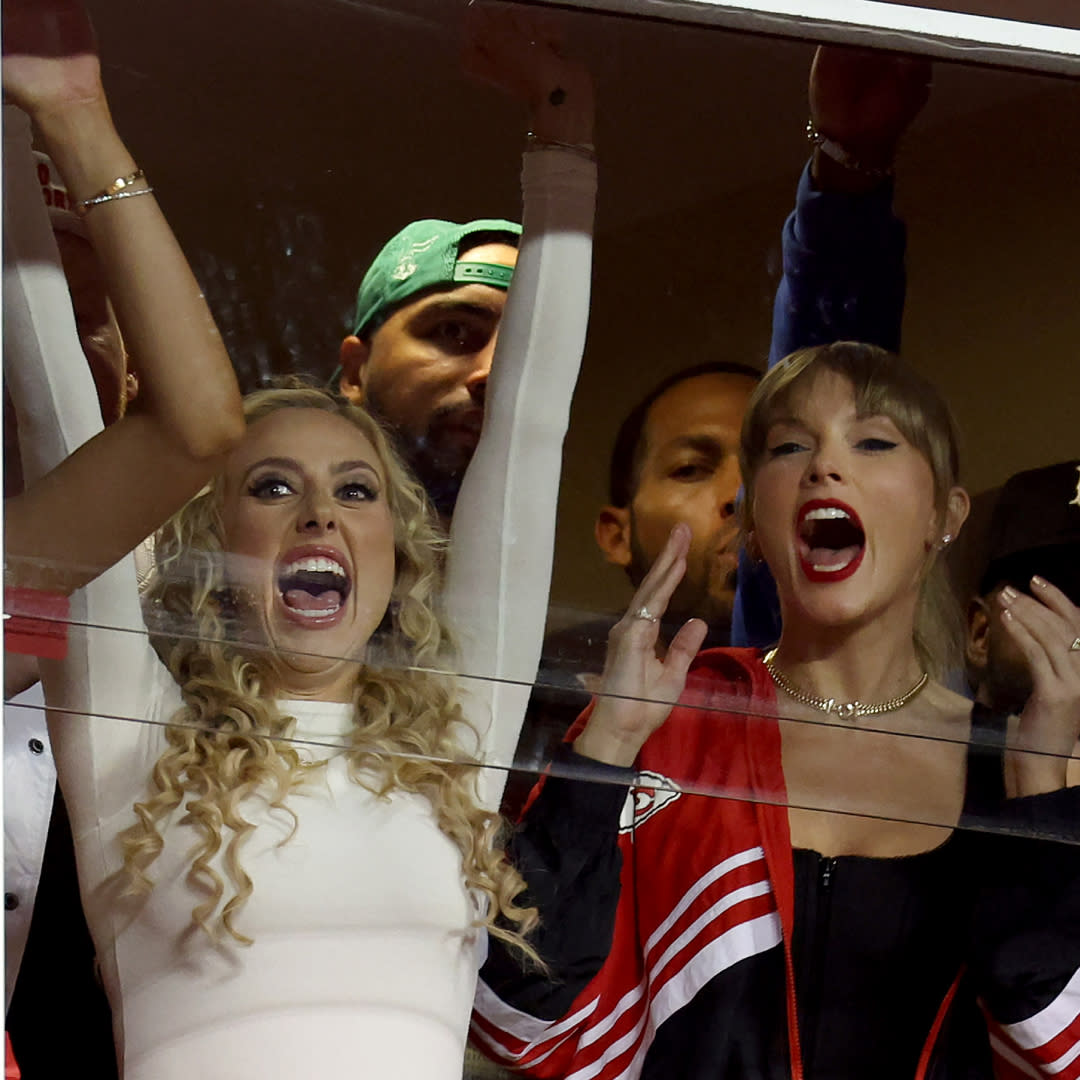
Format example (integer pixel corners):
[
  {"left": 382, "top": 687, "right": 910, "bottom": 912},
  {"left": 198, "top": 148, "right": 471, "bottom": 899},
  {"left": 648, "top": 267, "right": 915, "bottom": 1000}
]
[
  {"left": 733, "top": 46, "right": 932, "bottom": 649},
  {"left": 501, "top": 47, "right": 934, "bottom": 817}
]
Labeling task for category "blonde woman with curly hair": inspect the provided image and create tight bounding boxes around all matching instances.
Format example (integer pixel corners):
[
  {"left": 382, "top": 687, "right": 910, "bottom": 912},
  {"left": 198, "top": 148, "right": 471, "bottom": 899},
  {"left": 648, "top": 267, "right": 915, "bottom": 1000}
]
[
  {"left": 8, "top": 4, "right": 596, "bottom": 1078},
  {"left": 134, "top": 385, "right": 538, "bottom": 950}
]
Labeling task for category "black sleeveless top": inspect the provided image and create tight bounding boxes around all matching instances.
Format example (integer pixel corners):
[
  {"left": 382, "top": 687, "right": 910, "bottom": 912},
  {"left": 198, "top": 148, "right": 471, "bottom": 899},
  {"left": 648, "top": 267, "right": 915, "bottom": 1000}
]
[{"left": 790, "top": 704, "right": 1006, "bottom": 1079}]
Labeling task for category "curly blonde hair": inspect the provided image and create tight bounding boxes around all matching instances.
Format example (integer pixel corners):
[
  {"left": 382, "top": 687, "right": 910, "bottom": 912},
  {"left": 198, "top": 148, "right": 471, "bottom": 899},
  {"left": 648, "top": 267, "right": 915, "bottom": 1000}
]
[{"left": 125, "top": 381, "right": 538, "bottom": 958}]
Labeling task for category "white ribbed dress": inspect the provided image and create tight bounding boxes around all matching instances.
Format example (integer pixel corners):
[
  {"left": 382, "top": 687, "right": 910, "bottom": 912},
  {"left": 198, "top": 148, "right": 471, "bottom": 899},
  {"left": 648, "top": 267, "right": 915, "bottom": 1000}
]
[{"left": 4, "top": 126, "right": 595, "bottom": 1079}]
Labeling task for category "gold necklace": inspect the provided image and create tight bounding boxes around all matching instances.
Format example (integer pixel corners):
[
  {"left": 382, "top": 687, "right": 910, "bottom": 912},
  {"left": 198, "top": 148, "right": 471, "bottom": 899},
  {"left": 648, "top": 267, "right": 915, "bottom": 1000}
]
[{"left": 763, "top": 648, "right": 929, "bottom": 721}]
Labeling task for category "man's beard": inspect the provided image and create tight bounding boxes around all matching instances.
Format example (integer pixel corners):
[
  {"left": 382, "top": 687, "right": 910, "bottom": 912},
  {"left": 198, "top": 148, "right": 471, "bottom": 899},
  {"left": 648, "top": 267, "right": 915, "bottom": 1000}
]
[
  {"left": 366, "top": 398, "right": 480, "bottom": 519},
  {"left": 403, "top": 441, "right": 468, "bottom": 520}
]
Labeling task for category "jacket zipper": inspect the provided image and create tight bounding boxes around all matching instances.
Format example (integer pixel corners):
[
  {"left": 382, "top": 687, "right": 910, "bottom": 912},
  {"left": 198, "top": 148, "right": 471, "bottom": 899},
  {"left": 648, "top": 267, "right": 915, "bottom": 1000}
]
[
  {"left": 800, "top": 854, "right": 837, "bottom": 1075},
  {"left": 820, "top": 856, "right": 836, "bottom": 890}
]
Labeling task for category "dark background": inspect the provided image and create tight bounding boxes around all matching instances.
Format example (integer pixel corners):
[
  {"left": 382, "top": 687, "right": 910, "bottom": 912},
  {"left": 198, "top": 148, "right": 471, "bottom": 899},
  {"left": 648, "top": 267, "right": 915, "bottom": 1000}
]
[{"left": 90, "top": 0, "right": 1080, "bottom": 618}]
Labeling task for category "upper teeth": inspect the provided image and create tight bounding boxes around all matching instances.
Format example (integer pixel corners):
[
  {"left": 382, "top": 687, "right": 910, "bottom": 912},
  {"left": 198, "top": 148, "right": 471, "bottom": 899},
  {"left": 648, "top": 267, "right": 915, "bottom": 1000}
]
[
  {"left": 804, "top": 507, "right": 850, "bottom": 522},
  {"left": 282, "top": 556, "right": 345, "bottom": 577}
]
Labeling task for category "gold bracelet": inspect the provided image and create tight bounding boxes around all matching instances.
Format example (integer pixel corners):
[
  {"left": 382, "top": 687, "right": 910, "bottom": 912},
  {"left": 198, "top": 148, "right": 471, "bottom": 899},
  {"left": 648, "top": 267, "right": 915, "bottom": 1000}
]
[
  {"left": 101, "top": 168, "right": 145, "bottom": 196},
  {"left": 75, "top": 169, "right": 150, "bottom": 217},
  {"left": 76, "top": 183, "right": 154, "bottom": 218}
]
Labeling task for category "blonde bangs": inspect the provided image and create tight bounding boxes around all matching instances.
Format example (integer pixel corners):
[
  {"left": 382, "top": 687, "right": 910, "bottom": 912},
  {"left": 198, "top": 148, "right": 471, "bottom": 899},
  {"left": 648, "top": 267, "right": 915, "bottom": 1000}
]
[{"left": 739, "top": 343, "right": 965, "bottom": 678}]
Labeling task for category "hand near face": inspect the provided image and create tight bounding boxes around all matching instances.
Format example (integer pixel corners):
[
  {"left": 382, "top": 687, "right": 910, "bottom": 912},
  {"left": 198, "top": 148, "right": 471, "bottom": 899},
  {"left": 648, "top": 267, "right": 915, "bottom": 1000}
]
[
  {"left": 574, "top": 525, "right": 709, "bottom": 768},
  {"left": 2, "top": 0, "right": 104, "bottom": 120},
  {"left": 463, "top": 4, "right": 595, "bottom": 146},
  {"left": 810, "top": 45, "right": 931, "bottom": 164},
  {"left": 999, "top": 577, "right": 1080, "bottom": 796}
]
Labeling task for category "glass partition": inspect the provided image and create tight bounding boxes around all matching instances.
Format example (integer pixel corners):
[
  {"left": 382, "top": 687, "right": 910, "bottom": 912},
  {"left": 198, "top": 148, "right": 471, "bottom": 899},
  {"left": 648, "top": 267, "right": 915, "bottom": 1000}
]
[
  {"left": 6, "top": 581, "right": 1078, "bottom": 835},
  {"left": 4, "top": 1, "right": 1080, "bottom": 1078}
]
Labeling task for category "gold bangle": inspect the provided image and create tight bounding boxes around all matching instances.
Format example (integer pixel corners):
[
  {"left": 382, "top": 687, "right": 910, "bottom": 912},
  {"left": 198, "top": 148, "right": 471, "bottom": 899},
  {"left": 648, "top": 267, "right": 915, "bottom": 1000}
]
[
  {"left": 75, "top": 169, "right": 149, "bottom": 217},
  {"left": 101, "top": 168, "right": 145, "bottom": 196},
  {"left": 76, "top": 185, "right": 155, "bottom": 217}
]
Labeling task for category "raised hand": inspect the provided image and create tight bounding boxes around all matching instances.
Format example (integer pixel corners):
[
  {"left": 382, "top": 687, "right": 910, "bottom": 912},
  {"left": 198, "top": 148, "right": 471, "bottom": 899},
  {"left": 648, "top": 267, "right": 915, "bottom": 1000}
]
[
  {"left": 808, "top": 44, "right": 930, "bottom": 193},
  {"left": 2, "top": 0, "right": 245, "bottom": 598},
  {"left": 574, "top": 525, "right": 709, "bottom": 768},
  {"left": 999, "top": 576, "right": 1080, "bottom": 796},
  {"left": 3, "top": 0, "right": 104, "bottom": 122},
  {"left": 463, "top": 4, "right": 594, "bottom": 147},
  {"left": 811, "top": 45, "right": 931, "bottom": 157}
]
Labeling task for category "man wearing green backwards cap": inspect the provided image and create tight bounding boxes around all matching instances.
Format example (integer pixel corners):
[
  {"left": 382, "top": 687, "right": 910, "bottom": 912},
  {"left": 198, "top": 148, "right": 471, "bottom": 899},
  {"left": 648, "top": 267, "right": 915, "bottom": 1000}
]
[{"left": 337, "top": 217, "right": 522, "bottom": 518}]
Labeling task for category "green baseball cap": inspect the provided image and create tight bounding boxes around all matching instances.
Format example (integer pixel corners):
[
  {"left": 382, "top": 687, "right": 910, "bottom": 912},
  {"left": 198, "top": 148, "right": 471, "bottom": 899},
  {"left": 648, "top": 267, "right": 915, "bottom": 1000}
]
[{"left": 351, "top": 218, "right": 522, "bottom": 339}]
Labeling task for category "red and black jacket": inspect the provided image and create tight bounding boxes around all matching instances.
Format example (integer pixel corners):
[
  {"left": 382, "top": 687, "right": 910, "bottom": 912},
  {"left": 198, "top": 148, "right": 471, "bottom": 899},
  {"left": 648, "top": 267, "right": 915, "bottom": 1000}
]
[{"left": 473, "top": 649, "right": 1080, "bottom": 1079}]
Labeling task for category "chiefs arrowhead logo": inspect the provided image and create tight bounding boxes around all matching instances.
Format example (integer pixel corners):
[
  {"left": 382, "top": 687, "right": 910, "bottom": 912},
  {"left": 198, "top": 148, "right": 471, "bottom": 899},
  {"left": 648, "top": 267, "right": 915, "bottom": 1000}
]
[{"left": 619, "top": 771, "right": 682, "bottom": 834}]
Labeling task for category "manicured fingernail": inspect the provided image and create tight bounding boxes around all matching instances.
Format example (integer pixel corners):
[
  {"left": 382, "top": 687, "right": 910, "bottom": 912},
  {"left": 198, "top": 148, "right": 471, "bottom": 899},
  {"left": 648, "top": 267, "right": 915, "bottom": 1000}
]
[
  {"left": 1002, "top": 608, "right": 1014, "bottom": 621},
  {"left": 1032, "top": 575, "right": 1048, "bottom": 589},
  {"left": 1000, "top": 586, "right": 1018, "bottom": 606}
]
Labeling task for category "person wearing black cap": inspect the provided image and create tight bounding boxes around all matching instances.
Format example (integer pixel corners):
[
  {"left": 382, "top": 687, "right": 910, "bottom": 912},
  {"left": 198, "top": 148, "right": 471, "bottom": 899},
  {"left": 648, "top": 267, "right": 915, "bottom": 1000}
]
[{"left": 966, "top": 460, "right": 1080, "bottom": 717}]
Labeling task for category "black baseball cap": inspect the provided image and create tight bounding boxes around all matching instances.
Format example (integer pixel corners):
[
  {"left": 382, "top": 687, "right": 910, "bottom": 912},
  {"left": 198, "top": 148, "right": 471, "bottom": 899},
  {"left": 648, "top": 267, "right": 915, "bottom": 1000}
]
[{"left": 978, "top": 459, "right": 1080, "bottom": 603}]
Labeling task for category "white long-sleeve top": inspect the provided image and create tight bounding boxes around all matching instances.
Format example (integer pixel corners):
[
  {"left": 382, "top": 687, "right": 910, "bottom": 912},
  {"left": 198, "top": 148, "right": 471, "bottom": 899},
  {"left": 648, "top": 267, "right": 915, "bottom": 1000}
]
[
  {"left": 5, "top": 130, "right": 595, "bottom": 1079},
  {"left": 3, "top": 684, "right": 54, "bottom": 1007},
  {"left": 2, "top": 104, "right": 77, "bottom": 1009}
]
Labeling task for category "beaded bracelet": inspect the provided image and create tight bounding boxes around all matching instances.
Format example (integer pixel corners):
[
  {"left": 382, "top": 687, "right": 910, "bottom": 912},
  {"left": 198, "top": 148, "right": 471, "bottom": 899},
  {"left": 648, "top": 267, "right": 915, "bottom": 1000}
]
[{"left": 806, "top": 119, "right": 894, "bottom": 180}]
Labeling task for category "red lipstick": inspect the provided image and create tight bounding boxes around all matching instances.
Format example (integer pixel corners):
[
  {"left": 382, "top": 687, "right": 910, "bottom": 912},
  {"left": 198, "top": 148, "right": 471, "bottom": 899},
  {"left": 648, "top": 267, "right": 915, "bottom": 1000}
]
[{"left": 796, "top": 499, "right": 865, "bottom": 584}]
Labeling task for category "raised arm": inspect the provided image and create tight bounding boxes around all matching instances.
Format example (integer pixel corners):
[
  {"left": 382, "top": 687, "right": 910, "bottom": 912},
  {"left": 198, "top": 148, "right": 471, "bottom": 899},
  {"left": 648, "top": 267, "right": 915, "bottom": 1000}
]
[
  {"left": 3, "top": 0, "right": 244, "bottom": 595},
  {"left": 734, "top": 45, "right": 929, "bottom": 649},
  {"left": 444, "top": 11, "right": 596, "bottom": 809},
  {"left": 769, "top": 45, "right": 927, "bottom": 362},
  {"left": 475, "top": 528, "right": 707, "bottom": 1062}
]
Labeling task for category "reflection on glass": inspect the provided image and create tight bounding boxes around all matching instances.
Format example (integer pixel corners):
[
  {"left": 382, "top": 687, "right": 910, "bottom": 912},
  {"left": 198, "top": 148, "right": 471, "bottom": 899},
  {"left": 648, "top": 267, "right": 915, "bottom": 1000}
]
[
  {"left": 3, "top": 2, "right": 1080, "bottom": 1080},
  {"left": 471, "top": 29, "right": 1080, "bottom": 1080},
  {"left": 4, "top": 4, "right": 598, "bottom": 1079}
]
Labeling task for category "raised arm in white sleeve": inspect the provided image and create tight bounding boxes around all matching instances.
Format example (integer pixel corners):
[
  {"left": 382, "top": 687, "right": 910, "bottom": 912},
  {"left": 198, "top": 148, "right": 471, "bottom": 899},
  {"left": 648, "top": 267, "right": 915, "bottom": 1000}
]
[
  {"left": 2, "top": 105, "right": 102, "bottom": 491},
  {"left": 3, "top": 4, "right": 244, "bottom": 598},
  {"left": 3, "top": 4, "right": 242, "bottom": 864},
  {"left": 444, "top": 146, "right": 595, "bottom": 810}
]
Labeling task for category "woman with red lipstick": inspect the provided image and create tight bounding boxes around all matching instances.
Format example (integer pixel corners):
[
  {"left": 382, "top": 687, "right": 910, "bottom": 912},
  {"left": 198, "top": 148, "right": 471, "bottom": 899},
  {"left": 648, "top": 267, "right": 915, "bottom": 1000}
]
[
  {"left": 10, "top": 5, "right": 596, "bottom": 1079},
  {"left": 474, "top": 342, "right": 1080, "bottom": 1079}
]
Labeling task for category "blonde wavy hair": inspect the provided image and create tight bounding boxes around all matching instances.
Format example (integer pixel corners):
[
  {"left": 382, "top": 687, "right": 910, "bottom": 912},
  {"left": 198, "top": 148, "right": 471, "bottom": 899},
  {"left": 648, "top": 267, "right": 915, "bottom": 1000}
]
[
  {"left": 125, "top": 381, "right": 538, "bottom": 958},
  {"left": 740, "top": 342, "right": 965, "bottom": 678}
]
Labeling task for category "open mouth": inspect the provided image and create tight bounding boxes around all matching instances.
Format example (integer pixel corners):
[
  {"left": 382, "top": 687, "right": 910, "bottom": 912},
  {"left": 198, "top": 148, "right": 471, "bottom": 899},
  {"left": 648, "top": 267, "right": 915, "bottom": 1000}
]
[
  {"left": 277, "top": 552, "right": 351, "bottom": 621},
  {"left": 796, "top": 500, "right": 865, "bottom": 582}
]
